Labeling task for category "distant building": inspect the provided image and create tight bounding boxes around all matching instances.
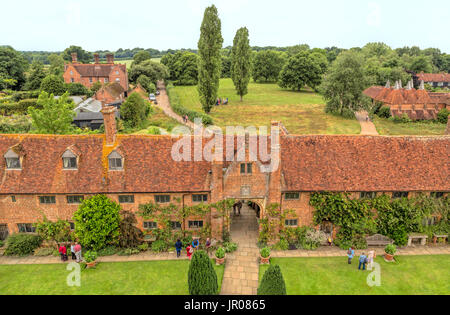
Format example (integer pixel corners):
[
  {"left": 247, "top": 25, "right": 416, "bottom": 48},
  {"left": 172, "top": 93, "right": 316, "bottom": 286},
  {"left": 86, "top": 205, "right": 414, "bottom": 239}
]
[
  {"left": 415, "top": 72, "right": 450, "bottom": 89},
  {"left": 364, "top": 80, "right": 450, "bottom": 120},
  {"left": 63, "top": 53, "right": 129, "bottom": 92}
]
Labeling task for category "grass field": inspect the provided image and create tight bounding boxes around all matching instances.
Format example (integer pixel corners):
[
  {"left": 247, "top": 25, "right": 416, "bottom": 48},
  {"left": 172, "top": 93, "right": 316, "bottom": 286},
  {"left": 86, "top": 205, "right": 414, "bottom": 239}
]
[
  {"left": 134, "top": 106, "right": 180, "bottom": 134},
  {"left": 115, "top": 58, "right": 160, "bottom": 69},
  {"left": 171, "top": 79, "right": 361, "bottom": 135},
  {"left": 259, "top": 256, "right": 450, "bottom": 295},
  {"left": 0, "top": 260, "right": 224, "bottom": 295},
  {"left": 373, "top": 116, "right": 447, "bottom": 136}
]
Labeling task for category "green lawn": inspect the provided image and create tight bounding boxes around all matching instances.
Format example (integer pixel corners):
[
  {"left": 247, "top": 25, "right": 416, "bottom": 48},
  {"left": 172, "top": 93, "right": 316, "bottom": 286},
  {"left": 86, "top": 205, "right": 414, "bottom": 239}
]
[
  {"left": 171, "top": 79, "right": 361, "bottom": 135},
  {"left": 260, "top": 255, "right": 450, "bottom": 295},
  {"left": 134, "top": 107, "right": 180, "bottom": 134},
  {"left": 373, "top": 117, "right": 447, "bottom": 136},
  {"left": 0, "top": 260, "right": 224, "bottom": 295},
  {"left": 115, "top": 58, "right": 160, "bottom": 69}
]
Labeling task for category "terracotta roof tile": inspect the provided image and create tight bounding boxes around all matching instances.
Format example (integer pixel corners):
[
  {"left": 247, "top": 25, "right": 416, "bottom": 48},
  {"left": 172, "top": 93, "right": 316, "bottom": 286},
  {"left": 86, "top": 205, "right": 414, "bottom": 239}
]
[{"left": 417, "top": 73, "right": 450, "bottom": 83}]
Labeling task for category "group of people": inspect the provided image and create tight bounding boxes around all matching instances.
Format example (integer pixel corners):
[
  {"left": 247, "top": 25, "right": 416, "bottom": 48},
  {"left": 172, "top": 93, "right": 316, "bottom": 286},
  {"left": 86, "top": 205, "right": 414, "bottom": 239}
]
[
  {"left": 215, "top": 98, "right": 229, "bottom": 106},
  {"left": 182, "top": 115, "right": 189, "bottom": 124},
  {"left": 233, "top": 201, "right": 243, "bottom": 216},
  {"left": 347, "top": 247, "right": 376, "bottom": 270},
  {"left": 58, "top": 243, "right": 82, "bottom": 263},
  {"left": 175, "top": 237, "right": 212, "bottom": 260}
]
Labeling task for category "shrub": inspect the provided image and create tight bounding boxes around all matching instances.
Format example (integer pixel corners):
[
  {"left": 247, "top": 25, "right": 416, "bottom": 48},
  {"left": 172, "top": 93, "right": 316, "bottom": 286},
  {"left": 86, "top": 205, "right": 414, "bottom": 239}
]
[
  {"left": 188, "top": 250, "right": 218, "bottom": 295},
  {"left": 40, "top": 75, "right": 66, "bottom": 95},
  {"left": 118, "top": 211, "right": 143, "bottom": 248},
  {"left": 34, "top": 217, "right": 72, "bottom": 245},
  {"left": 223, "top": 242, "right": 238, "bottom": 253},
  {"left": 4, "top": 234, "right": 42, "bottom": 256},
  {"left": 117, "top": 248, "right": 140, "bottom": 256},
  {"left": 151, "top": 240, "right": 169, "bottom": 252},
  {"left": 215, "top": 247, "right": 225, "bottom": 259},
  {"left": 377, "top": 106, "right": 391, "bottom": 118},
  {"left": 34, "top": 247, "right": 54, "bottom": 256},
  {"left": 385, "top": 244, "right": 397, "bottom": 255},
  {"left": 97, "top": 246, "right": 119, "bottom": 257},
  {"left": 147, "top": 126, "right": 161, "bottom": 135},
  {"left": 0, "top": 115, "right": 32, "bottom": 133},
  {"left": 437, "top": 108, "right": 450, "bottom": 124},
  {"left": 73, "top": 195, "right": 121, "bottom": 251},
  {"left": 0, "top": 240, "right": 3, "bottom": 247},
  {"left": 392, "top": 113, "right": 412, "bottom": 124},
  {"left": 138, "top": 243, "right": 149, "bottom": 252},
  {"left": 84, "top": 250, "right": 98, "bottom": 263},
  {"left": 260, "top": 247, "right": 271, "bottom": 258},
  {"left": 300, "top": 229, "right": 326, "bottom": 250},
  {"left": 257, "top": 264, "right": 286, "bottom": 295},
  {"left": 273, "top": 238, "right": 289, "bottom": 251}
]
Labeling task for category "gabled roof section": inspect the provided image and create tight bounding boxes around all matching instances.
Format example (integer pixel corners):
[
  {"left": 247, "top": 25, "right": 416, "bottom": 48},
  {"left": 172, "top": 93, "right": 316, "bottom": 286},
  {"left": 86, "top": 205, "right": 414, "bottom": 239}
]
[{"left": 417, "top": 73, "right": 450, "bottom": 83}]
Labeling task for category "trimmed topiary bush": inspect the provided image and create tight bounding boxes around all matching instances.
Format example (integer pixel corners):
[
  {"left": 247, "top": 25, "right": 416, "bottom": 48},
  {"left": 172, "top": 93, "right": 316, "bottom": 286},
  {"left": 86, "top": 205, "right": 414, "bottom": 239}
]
[
  {"left": 257, "top": 264, "right": 287, "bottom": 295},
  {"left": 437, "top": 108, "right": 450, "bottom": 124},
  {"left": 188, "top": 250, "right": 218, "bottom": 295},
  {"left": 4, "top": 233, "right": 42, "bottom": 256}
]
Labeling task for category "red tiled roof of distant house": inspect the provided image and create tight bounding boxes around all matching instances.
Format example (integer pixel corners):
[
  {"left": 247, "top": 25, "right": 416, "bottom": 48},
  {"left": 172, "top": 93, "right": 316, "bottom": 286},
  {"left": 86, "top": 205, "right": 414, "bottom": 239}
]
[{"left": 417, "top": 73, "right": 450, "bottom": 83}]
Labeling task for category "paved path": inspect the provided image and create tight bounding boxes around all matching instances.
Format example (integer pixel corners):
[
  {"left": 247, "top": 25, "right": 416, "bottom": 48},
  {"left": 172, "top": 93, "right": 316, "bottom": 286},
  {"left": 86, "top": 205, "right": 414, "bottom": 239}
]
[
  {"left": 220, "top": 204, "right": 260, "bottom": 295},
  {"left": 356, "top": 111, "right": 379, "bottom": 135},
  {"left": 155, "top": 81, "right": 195, "bottom": 130}
]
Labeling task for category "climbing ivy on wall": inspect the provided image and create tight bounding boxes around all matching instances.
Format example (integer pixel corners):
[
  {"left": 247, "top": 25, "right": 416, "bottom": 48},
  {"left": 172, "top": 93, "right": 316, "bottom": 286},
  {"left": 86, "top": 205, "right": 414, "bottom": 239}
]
[
  {"left": 258, "top": 203, "right": 296, "bottom": 246},
  {"left": 310, "top": 192, "right": 449, "bottom": 247}
]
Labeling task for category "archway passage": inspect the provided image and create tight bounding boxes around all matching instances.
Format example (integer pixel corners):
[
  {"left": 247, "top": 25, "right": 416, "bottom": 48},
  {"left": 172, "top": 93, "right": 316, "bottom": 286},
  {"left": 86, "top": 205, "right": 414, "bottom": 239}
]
[{"left": 220, "top": 202, "right": 260, "bottom": 295}]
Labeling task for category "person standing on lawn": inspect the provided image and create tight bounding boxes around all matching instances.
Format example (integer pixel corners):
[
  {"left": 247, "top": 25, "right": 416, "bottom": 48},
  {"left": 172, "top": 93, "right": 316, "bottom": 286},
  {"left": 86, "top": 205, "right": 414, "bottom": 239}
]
[
  {"left": 367, "top": 250, "right": 376, "bottom": 270},
  {"left": 175, "top": 239, "right": 183, "bottom": 258},
  {"left": 347, "top": 247, "right": 355, "bottom": 264},
  {"left": 74, "top": 243, "right": 82, "bottom": 263},
  {"left": 59, "top": 244, "right": 67, "bottom": 262},
  {"left": 359, "top": 253, "right": 367, "bottom": 270},
  {"left": 70, "top": 243, "right": 76, "bottom": 260}
]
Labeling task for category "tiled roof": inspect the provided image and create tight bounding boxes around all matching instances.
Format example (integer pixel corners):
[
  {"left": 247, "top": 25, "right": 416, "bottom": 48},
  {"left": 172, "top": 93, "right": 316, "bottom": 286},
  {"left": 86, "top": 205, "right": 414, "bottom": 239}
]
[
  {"left": 281, "top": 135, "right": 450, "bottom": 192},
  {"left": 417, "top": 73, "right": 450, "bottom": 83},
  {"left": 0, "top": 135, "right": 448, "bottom": 194},
  {"left": 72, "top": 64, "right": 126, "bottom": 77}
]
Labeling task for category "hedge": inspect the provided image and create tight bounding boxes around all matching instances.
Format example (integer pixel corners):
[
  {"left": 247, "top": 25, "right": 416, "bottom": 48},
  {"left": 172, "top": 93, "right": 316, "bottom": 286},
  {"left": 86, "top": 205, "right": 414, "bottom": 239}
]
[
  {"left": 4, "top": 233, "right": 42, "bottom": 256},
  {"left": 0, "top": 99, "right": 39, "bottom": 115},
  {"left": 166, "top": 83, "right": 213, "bottom": 126},
  {"left": 258, "top": 264, "right": 287, "bottom": 295}
]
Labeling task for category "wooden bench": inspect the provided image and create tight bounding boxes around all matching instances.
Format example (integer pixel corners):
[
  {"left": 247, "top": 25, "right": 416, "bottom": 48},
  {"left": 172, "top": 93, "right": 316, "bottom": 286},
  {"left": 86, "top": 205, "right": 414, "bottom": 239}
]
[
  {"left": 407, "top": 234, "right": 428, "bottom": 246},
  {"left": 366, "top": 234, "right": 394, "bottom": 246}
]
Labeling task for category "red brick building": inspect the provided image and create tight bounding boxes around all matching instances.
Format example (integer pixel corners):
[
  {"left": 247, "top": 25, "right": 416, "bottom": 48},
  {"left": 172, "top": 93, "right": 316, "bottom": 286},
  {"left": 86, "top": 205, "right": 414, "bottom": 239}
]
[
  {"left": 63, "top": 53, "right": 129, "bottom": 92},
  {"left": 364, "top": 80, "right": 450, "bottom": 120},
  {"left": 0, "top": 110, "right": 449, "bottom": 240}
]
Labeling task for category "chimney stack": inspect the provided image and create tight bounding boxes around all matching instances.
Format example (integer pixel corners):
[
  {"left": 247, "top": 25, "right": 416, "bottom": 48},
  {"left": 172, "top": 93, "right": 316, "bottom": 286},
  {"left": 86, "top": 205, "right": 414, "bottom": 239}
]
[
  {"left": 101, "top": 106, "right": 117, "bottom": 146},
  {"left": 106, "top": 53, "right": 114, "bottom": 64},
  {"left": 71, "top": 52, "right": 78, "bottom": 64},
  {"left": 94, "top": 53, "right": 100, "bottom": 64}
]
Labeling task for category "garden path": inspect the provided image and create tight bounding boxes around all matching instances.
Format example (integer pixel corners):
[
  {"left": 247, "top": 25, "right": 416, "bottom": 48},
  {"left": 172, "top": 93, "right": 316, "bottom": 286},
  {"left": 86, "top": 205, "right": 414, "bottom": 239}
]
[
  {"left": 356, "top": 110, "right": 379, "bottom": 135},
  {"left": 219, "top": 203, "right": 260, "bottom": 295}
]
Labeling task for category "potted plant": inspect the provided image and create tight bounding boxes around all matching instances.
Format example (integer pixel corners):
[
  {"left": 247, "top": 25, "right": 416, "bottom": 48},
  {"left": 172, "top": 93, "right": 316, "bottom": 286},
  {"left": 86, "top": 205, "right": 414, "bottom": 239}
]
[
  {"left": 260, "top": 247, "right": 271, "bottom": 264},
  {"left": 84, "top": 250, "right": 98, "bottom": 268},
  {"left": 215, "top": 247, "right": 226, "bottom": 265},
  {"left": 384, "top": 244, "right": 396, "bottom": 262}
]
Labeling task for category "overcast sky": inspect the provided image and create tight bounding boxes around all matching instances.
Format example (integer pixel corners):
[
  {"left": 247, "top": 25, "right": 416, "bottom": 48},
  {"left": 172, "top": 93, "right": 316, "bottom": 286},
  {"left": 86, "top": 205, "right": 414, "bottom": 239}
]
[{"left": 1, "top": 0, "right": 449, "bottom": 53}]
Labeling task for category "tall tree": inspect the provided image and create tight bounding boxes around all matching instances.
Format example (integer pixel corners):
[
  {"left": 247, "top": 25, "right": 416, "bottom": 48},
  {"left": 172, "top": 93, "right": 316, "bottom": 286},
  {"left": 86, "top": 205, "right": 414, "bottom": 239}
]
[
  {"left": 28, "top": 91, "right": 75, "bottom": 134},
  {"left": 252, "top": 50, "right": 286, "bottom": 83},
  {"left": 24, "top": 61, "right": 46, "bottom": 91},
  {"left": 120, "top": 92, "right": 150, "bottom": 129},
  {"left": 321, "top": 51, "right": 369, "bottom": 118},
  {"left": 279, "top": 51, "right": 322, "bottom": 91},
  {"left": 197, "top": 5, "right": 223, "bottom": 113},
  {"left": 0, "top": 46, "right": 28, "bottom": 90},
  {"left": 48, "top": 54, "right": 65, "bottom": 76},
  {"left": 231, "top": 27, "right": 252, "bottom": 101},
  {"left": 62, "top": 46, "right": 93, "bottom": 64},
  {"left": 132, "top": 50, "right": 152, "bottom": 65}
]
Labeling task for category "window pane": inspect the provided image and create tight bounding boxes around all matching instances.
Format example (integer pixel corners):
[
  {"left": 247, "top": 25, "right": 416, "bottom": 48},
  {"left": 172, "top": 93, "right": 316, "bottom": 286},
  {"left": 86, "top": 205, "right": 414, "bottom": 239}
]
[
  {"left": 240, "top": 164, "right": 246, "bottom": 174},
  {"left": 119, "top": 195, "right": 134, "bottom": 203},
  {"left": 6, "top": 158, "right": 20, "bottom": 169},
  {"left": 247, "top": 163, "right": 252, "bottom": 174},
  {"left": 285, "top": 193, "right": 300, "bottom": 200}
]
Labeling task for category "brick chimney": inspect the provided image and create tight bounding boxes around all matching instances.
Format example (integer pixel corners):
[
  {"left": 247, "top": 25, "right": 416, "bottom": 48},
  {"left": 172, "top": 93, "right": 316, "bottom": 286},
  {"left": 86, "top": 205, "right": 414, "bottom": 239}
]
[
  {"left": 106, "top": 53, "right": 114, "bottom": 64},
  {"left": 94, "top": 53, "right": 100, "bottom": 64},
  {"left": 101, "top": 106, "right": 117, "bottom": 146},
  {"left": 71, "top": 53, "right": 78, "bottom": 64},
  {"left": 446, "top": 115, "right": 450, "bottom": 135}
]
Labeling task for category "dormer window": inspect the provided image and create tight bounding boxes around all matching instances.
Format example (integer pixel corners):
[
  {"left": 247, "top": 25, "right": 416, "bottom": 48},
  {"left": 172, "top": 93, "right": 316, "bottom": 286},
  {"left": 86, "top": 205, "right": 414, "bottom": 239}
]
[
  {"left": 108, "top": 151, "right": 123, "bottom": 170},
  {"left": 62, "top": 150, "right": 77, "bottom": 169},
  {"left": 4, "top": 149, "right": 21, "bottom": 169}
]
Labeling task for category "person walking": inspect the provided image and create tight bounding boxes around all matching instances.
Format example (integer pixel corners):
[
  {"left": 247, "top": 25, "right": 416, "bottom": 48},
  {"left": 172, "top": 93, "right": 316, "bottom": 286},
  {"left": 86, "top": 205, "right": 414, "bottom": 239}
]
[
  {"left": 175, "top": 239, "right": 183, "bottom": 258},
  {"left": 347, "top": 247, "right": 355, "bottom": 264},
  {"left": 359, "top": 253, "right": 367, "bottom": 271},
  {"left": 74, "top": 243, "right": 82, "bottom": 263},
  {"left": 70, "top": 243, "right": 76, "bottom": 260},
  {"left": 205, "top": 238, "right": 211, "bottom": 253},
  {"left": 367, "top": 250, "right": 376, "bottom": 270},
  {"left": 186, "top": 244, "right": 194, "bottom": 260},
  {"left": 192, "top": 238, "right": 200, "bottom": 251}
]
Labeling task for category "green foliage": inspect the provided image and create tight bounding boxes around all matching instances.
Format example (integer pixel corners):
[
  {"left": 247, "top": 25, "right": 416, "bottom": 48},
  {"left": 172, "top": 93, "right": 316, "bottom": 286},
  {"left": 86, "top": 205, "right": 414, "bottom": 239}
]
[
  {"left": 279, "top": 51, "right": 323, "bottom": 91},
  {"left": 377, "top": 106, "right": 391, "bottom": 118},
  {"left": 231, "top": 27, "right": 252, "bottom": 101},
  {"left": 129, "top": 60, "right": 169, "bottom": 85},
  {"left": 34, "top": 217, "right": 72, "bottom": 244},
  {"left": 118, "top": 211, "right": 143, "bottom": 248},
  {"left": 120, "top": 92, "right": 150, "bottom": 129},
  {"left": 47, "top": 54, "right": 65, "bottom": 76},
  {"left": 84, "top": 250, "right": 98, "bottom": 263},
  {"left": 0, "top": 115, "right": 32, "bottom": 133},
  {"left": 5, "top": 234, "right": 42, "bottom": 256},
  {"left": 197, "top": 5, "right": 223, "bottom": 114},
  {"left": 273, "top": 238, "right": 289, "bottom": 251},
  {"left": 161, "top": 51, "right": 199, "bottom": 86},
  {"left": 258, "top": 265, "right": 286, "bottom": 295},
  {"left": 24, "top": 61, "right": 46, "bottom": 91},
  {"left": 321, "top": 51, "right": 369, "bottom": 117},
  {"left": 62, "top": 46, "right": 93, "bottom": 64},
  {"left": 28, "top": 91, "right": 75, "bottom": 134},
  {"left": 136, "top": 75, "right": 155, "bottom": 93},
  {"left": 252, "top": 50, "right": 286, "bottom": 83},
  {"left": 65, "top": 83, "right": 88, "bottom": 96},
  {"left": 33, "top": 247, "right": 54, "bottom": 256},
  {"left": 385, "top": 244, "right": 397, "bottom": 255},
  {"left": 260, "top": 247, "right": 271, "bottom": 258},
  {"left": 138, "top": 243, "right": 149, "bottom": 252},
  {"left": 151, "top": 240, "right": 169, "bottom": 252},
  {"left": 97, "top": 246, "right": 119, "bottom": 257},
  {"left": 221, "top": 54, "right": 231, "bottom": 78},
  {"left": 117, "top": 247, "right": 140, "bottom": 256},
  {"left": 437, "top": 108, "right": 450, "bottom": 124},
  {"left": 166, "top": 83, "right": 213, "bottom": 125},
  {"left": 188, "top": 250, "right": 218, "bottom": 295},
  {"left": 0, "top": 46, "right": 28, "bottom": 90},
  {"left": 147, "top": 126, "right": 161, "bottom": 135},
  {"left": 133, "top": 50, "right": 152, "bottom": 65},
  {"left": 391, "top": 113, "right": 412, "bottom": 124},
  {"left": 223, "top": 242, "right": 238, "bottom": 253},
  {"left": 215, "top": 247, "right": 225, "bottom": 259},
  {"left": 40, "top": 74, "right": 66, "bottom": 95},
  {"left": 73, "top": 195, "right": 121, "bottom": 251},
  {"left": 90, "top": 81, "right": 102, "bottom": 94}
]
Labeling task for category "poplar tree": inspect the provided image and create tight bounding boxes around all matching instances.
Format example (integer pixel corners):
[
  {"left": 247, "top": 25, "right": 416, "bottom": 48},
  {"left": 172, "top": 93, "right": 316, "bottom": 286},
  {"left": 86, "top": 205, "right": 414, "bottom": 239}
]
[
  {"left": 231, "top": 27, "right": 251, "bottom": 101},
  {"left": 197, "top": 5, "right": 223, "bottom": 114}
]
